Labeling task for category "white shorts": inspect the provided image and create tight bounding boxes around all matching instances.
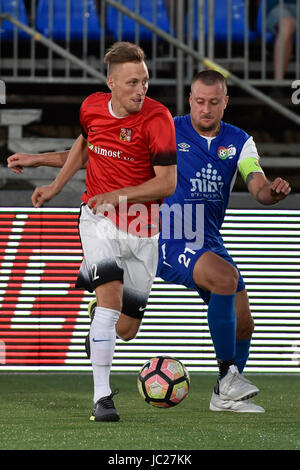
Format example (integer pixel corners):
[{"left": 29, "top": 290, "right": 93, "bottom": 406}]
[{"left": 75, "top": 204, "right": 158, "bottom": 319}]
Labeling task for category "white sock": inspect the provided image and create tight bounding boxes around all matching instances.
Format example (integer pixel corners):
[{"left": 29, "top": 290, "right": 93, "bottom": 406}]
[{"left": 90, "top": 306, "right": 120, "bottom": 403}]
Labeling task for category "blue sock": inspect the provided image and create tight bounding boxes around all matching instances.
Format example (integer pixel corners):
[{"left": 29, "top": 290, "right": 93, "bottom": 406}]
[
  {"left": 235, "top": 338, "right": 251, "bottom": 374},
  {"left": 207, "top": 293, "right": 237, "bottom": 362}
]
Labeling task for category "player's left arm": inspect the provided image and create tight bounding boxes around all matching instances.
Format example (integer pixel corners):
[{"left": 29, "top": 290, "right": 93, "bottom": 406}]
[
  {"left": 247, "top": 171, "right": 291, "bottom": 205},
  {"left": 239, "top": 156, "right": 291, "bottom": 205},
  {"left": 238, "top": 136, "right": 291, "bottom": 205},
  {"left": 120, "top": 163, "right": 177, "bottom": 201},
  {"left": 88, "top": 164, "right": 177, "bottom": 213}
]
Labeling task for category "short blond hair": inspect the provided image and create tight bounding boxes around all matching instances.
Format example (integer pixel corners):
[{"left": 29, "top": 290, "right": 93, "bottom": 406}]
[{"left": 104, "top": 41, "right": 146, "bottom": 74}]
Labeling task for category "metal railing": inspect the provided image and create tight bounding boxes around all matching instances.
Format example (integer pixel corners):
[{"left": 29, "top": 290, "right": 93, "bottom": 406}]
[{"left": 0, "top": 0, "right": 300, "bottom": 120}]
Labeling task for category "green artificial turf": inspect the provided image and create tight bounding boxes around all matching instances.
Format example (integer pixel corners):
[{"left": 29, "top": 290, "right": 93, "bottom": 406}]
[{"left": 0, "top": 373, "right": 299, "bottom": 451}]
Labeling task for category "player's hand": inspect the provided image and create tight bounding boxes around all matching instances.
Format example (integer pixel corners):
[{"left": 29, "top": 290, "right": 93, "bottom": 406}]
[
  {"left": 270, "top": 177, "right": 291, "bottom": 201},
  {"left": 7, "top": 153, "right": 37, "bottom": 174},
  {"left": 88, "top": 192, "right": 121, "bottom": 215},
  {"left": 32, "top": 184, "right": 58, "bottom": 208}
]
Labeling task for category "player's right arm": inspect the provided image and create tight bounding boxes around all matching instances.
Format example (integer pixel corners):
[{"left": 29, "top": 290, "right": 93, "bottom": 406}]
[
  {"left": 7, "top": 150, "right": 70, "bottom": 173},
  {"left": 31, "top": 135, "right": 88, "bottom": 208},
  {"left": 7, "top": 143, "right": 88, "bottom": 174}
]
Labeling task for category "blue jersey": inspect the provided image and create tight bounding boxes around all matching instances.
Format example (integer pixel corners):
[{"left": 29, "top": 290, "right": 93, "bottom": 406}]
[
  {"left": 157, "top": 115, "right": 258, "bottom": 299},
  {"left": 160, "top": 115, "right": 254, "bottom": 247}
]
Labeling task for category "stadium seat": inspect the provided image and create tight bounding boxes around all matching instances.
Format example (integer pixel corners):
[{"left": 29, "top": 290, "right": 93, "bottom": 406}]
[
  {"left": 0, "top": 0, "right": 29, "bottom": 39},
  {"left": 191, "top": 0, "right": 257, "bottom": 43},
  {"left": 106, "top": 0, "right": 170, "bottom": 41},
  {"left": 36, "top": 0, "right": 101, "bottom": 40},
  {"left": 255, "top": 1, "right": 275, "bottom": 44}
]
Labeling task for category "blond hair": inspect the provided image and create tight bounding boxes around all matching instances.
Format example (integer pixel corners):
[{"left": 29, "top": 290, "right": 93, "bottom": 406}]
[{"left": 104, "top": 41, "right": 146, "bottom": 74}]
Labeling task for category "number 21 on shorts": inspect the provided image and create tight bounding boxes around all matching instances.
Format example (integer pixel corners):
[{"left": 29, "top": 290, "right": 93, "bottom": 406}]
[{"left": 178, "top": 246, "right": 196, "bottom": 268}]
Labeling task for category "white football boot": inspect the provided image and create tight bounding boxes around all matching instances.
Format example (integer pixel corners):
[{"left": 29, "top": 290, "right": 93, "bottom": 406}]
[
  {"left": 209, "top": 391, "right": 265, "bottom": 413},
  {"left": 218, "top": 365, "right": 259, "bottom": 401}
]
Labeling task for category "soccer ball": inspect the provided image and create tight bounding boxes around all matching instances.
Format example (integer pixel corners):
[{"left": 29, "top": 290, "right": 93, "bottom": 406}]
[{"left": 137, "top": 356, "right": 190, "bottom": 408}]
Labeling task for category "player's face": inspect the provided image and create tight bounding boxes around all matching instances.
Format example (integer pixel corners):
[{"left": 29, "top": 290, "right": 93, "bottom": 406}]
[
  {"left": 107, "top": 61, "right": 149, "bottom": 117},
  {"left": 189, "top": 80, "right": 229, "bottom": 136}
]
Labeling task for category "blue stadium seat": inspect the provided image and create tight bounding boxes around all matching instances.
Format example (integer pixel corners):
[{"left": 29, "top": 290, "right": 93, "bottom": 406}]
[
  {"left": 191, "top": 0, "right": 257, "bottom": 43},
  {"left": 36, "top": 0, "right": 101, "bottom": 40},
  {"left": 0, "top": 0, "right": 29, "bottom": 39},
  {"left": 106, "top": 0, "right": 170, "bottom": 41},
  {"left": 255, "top": 1, "right": 275, "bottom": 44}
]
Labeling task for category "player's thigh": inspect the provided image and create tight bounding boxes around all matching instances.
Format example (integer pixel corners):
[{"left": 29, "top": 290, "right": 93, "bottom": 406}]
[
  {"left": 158, "top": 239, "right": 208, "bottom": 291},
  {"left": 193, "top": 251, "right": 239, "bottom": 295},
  {"left": 235, "top": 289, "right": 255, "bottom": 340},
  {"left": 121, "top": 236, "right": 157, "bottom": 311},
  {"left": 117, "top": 234, "right": 158, "bottom": 340},
  {"left": 78, "top": 205, "right": 124, "bottom": 292}
]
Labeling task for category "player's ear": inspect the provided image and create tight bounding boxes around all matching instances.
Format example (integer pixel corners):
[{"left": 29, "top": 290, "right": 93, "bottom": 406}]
[{"left": 106, "top": 76, "right": 113, "bottom": 91}]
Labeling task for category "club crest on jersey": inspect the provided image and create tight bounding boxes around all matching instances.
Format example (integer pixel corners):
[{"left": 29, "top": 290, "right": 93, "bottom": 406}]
[
  {"left": 120, "top": 128, "right": 132, "bottom": 142},
  {"left": 217, "top": 145, "right": 236, "bottom": 160}
]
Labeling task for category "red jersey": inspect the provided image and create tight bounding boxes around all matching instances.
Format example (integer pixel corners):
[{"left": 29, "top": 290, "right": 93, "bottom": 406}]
[{"left": 80, "top": 92, "right": 177, "bottom": 237}]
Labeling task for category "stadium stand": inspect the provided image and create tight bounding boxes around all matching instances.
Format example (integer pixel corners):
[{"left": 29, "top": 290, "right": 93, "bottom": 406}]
[
  {"left": 0, "top": 0, "right": 28, "bottom": 38},
  {"left": 0, "top": 108, "right": 74, "bottom": 153},
  {"left": 191, "top": 0, "right": 257, "bottom": 42},
  {"left": 105, "top": 0, "right": 257, "bottom": 43},
  {"left": 35, "top": 0, "right": 101, "bottom": 40},
  {"left": 106, "top": 0, "right": 170, "bottom": 41},
  {"left": 0, "top": 0, "right": 299, "bottom": 193},
  {"left": 255, "top": 0, "right": 275, "bottom": 43}
]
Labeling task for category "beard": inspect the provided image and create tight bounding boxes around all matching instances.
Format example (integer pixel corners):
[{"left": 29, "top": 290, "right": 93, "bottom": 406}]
[{"left": 197, "top": 118, "right": 220, "bottom": 134}]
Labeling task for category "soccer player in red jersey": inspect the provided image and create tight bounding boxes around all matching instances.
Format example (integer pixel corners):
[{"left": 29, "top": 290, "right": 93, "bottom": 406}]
[{"left": 18, "top": 42, "right": 177, "bottom": 422}]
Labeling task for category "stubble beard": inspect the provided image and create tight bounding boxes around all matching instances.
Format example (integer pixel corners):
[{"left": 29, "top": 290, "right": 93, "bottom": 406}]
[{"left": 197, "top": 119, "right": 220, "bottom": 135}]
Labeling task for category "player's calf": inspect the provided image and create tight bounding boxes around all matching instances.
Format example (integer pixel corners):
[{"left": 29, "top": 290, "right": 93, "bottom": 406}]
[{"left": 85, "top": 299, "right": 140, "bottom": 358}]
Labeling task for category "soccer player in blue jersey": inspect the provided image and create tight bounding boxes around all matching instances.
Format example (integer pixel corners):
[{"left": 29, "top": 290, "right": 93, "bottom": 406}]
[
  {"left": 7, "top": 70, "right": 291, "bottom": 413},
  {"left": 157, "top": 70, "right": 291, "bottom": 412}
]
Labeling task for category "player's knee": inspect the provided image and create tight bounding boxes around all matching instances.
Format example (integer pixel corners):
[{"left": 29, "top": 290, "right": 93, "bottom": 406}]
[
  {"left": 213, "top": 265, "right": 239, "bottom": 294},
  {"left": 226, "top": 266, "right": 239, "bottom": 292}
]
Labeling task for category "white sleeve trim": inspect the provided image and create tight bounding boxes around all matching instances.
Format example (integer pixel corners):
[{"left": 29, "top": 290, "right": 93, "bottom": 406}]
[{"left": 238, "top": 136, "right": 260, "bottom": 166}]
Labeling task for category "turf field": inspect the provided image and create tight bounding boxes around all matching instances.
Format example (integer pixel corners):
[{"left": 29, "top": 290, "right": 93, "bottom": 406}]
[{"left": 0, "top": 373, "right": 299, "bottom": 451}]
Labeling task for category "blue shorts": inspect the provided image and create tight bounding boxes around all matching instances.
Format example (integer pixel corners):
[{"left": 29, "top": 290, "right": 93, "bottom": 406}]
[
  {"left": 157, "top": 239, "right": 245, "bottom": 305},
  {"left": 267, "top": 5, "right": 297, "bottom": 34}
]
